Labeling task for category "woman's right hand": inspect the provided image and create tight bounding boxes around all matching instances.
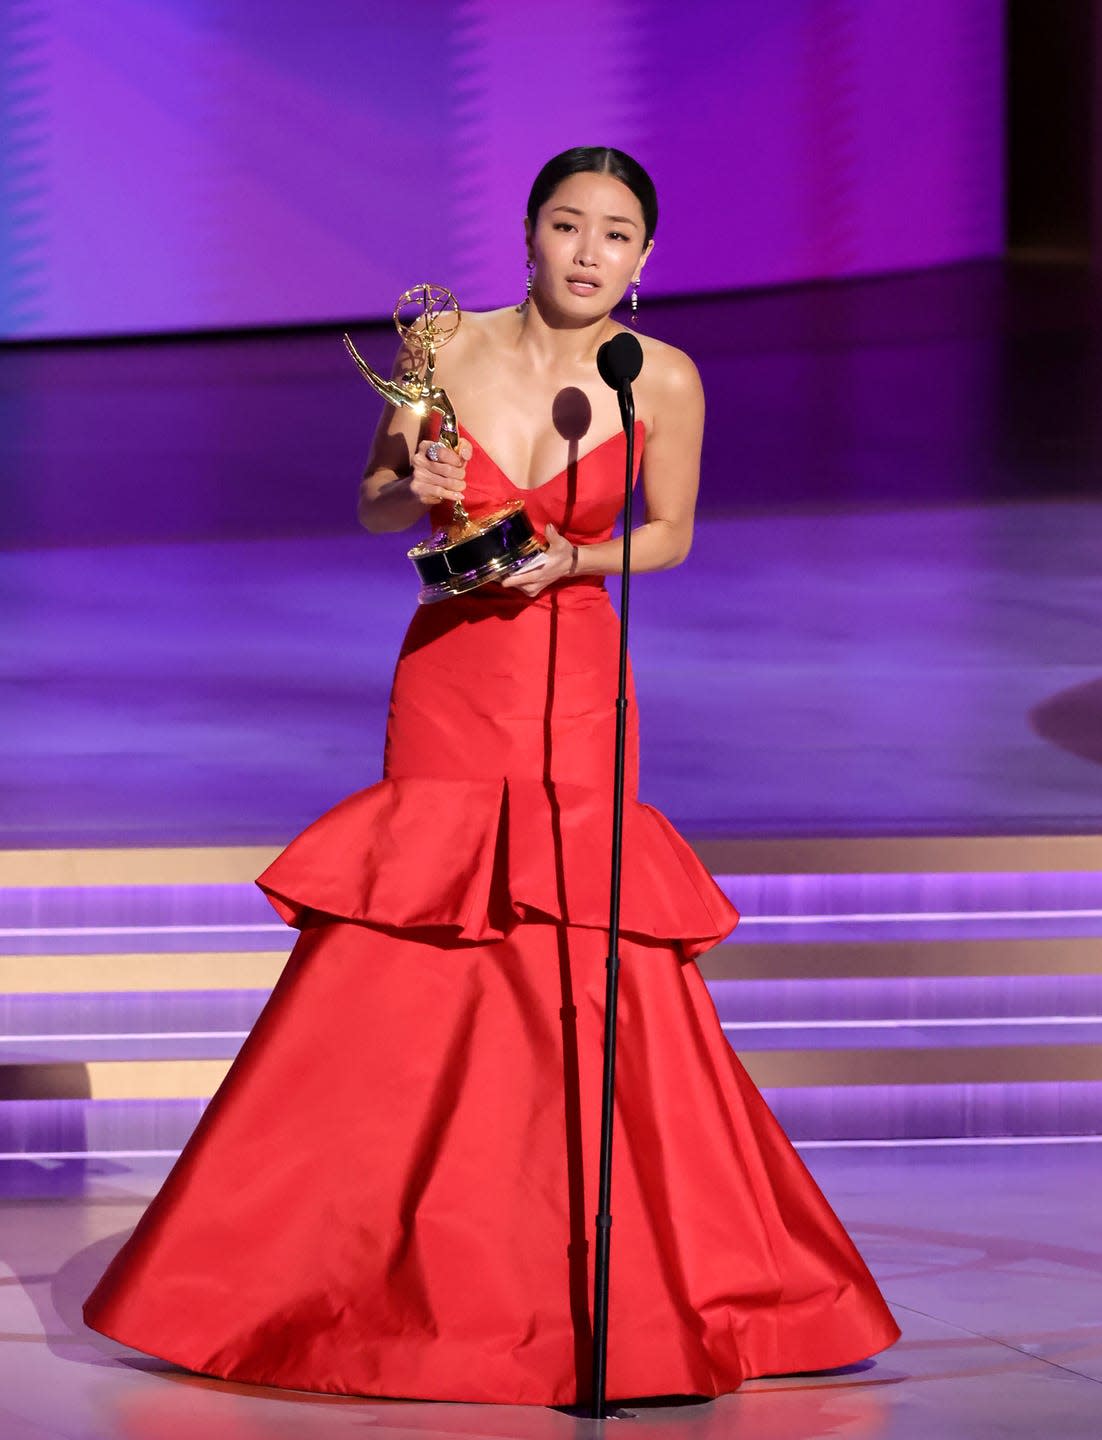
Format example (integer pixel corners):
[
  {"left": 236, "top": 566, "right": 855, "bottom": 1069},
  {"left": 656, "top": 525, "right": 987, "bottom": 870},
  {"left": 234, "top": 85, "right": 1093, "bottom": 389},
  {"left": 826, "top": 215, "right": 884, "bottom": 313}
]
[{"left": 409, "top": 437, "right": 472, "bottom": 507}]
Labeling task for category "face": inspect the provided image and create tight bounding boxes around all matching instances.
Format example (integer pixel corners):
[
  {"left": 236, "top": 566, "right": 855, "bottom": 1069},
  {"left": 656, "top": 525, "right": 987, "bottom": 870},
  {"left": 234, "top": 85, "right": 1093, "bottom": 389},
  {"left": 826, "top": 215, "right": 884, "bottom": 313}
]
[{"left": 526, "top": 170, "right": 653, "bottom": 320}]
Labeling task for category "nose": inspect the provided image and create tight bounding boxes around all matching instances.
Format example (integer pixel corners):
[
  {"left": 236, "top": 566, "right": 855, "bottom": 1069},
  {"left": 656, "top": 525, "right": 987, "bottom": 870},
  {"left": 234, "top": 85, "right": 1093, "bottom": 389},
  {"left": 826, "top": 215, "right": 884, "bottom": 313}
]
[{"left": 573, "top": 231, "right": 598, "bottom": 267}]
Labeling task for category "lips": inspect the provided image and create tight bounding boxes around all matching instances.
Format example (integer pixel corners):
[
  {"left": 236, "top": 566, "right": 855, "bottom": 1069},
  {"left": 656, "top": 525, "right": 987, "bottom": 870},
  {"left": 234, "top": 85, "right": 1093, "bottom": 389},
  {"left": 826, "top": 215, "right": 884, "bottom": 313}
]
[{"left": 566, "top": 275, "right": 601, "bottom": 293}]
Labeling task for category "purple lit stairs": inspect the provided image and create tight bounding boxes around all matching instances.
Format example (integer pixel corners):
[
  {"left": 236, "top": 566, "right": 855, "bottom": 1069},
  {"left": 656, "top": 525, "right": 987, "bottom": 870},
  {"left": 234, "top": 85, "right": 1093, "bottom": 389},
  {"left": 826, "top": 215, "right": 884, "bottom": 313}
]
[{"left": 1, "top": 836, "right": 1101, "bottom": 1156}]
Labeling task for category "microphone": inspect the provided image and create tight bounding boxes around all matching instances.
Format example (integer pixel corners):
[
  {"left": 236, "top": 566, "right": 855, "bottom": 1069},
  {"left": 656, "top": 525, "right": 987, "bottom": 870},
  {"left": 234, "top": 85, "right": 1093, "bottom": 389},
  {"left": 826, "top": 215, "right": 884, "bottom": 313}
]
[{"left": 596, "top": 332, "right": 643, "bottom": 432}]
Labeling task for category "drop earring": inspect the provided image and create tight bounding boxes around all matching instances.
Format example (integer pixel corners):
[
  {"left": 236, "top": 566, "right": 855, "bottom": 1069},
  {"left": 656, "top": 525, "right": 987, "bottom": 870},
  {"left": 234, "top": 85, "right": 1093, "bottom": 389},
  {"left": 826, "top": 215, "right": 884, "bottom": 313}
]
[
  {"left": 517, "top": 259, "right": 534, "bottom": 313},
  {"left": 630, "top": 277, "right": 640, "bottom": 326}
]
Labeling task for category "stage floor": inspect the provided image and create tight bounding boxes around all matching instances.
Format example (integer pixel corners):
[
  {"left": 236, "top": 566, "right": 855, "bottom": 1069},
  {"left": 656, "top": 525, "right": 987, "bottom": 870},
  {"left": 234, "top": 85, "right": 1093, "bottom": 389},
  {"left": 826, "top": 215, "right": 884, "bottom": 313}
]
[
  {"left": 2, "top": 1140, "right": 1100, "bottom": 1438},
  {"left": 2, "top": 497, "right": 1101, "bottom": 847}
]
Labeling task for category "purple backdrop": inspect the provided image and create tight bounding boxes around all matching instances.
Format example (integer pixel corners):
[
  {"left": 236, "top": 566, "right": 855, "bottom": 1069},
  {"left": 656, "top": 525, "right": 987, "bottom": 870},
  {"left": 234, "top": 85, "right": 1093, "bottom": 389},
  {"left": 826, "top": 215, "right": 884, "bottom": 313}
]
[{"left": 1, "top": 0, "right": 1004, "bottom": 339}]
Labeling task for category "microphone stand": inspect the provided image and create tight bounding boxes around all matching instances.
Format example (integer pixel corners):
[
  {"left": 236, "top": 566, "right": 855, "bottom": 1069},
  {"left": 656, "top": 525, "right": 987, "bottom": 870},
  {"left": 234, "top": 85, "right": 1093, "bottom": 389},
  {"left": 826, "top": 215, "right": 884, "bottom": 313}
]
[{"left": 589, "top": 368, "right": 637, "bottom": 1421}]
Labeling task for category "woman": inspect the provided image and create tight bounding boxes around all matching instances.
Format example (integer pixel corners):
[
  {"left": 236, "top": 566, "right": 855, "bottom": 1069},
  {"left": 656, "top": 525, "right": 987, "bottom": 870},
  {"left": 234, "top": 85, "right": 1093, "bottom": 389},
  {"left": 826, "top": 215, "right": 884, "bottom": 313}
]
[{"left": 82, "top": 147, "right": 900, "bottom": 1407}]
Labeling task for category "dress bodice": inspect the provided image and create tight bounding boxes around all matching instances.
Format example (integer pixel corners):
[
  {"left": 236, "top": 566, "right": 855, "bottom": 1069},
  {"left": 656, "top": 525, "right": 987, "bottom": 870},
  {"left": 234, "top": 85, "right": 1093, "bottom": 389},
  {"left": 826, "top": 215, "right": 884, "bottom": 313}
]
[{"left": 425, "top": 411, "right": 645, "bottom": 552}]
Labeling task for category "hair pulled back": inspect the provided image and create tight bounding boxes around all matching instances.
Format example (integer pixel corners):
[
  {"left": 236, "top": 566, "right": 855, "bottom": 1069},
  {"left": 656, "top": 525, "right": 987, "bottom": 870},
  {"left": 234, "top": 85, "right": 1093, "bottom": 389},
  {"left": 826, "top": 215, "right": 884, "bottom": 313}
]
[{"left": 526, "top": 147, "right": 658, "bottom": 247}]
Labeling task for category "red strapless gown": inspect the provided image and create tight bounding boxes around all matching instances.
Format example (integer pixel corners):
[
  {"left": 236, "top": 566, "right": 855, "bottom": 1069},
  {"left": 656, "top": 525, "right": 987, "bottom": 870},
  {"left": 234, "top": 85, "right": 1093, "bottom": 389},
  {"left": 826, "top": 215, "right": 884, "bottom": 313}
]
[{"left": 82, "top": 415, "right": 900, "bottom": 1405}]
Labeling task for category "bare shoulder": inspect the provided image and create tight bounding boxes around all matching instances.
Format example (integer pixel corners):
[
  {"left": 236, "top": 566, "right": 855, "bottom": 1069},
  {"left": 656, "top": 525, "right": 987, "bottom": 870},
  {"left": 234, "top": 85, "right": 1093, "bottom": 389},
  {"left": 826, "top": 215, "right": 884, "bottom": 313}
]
[
  {"left": 616, "top": 330, "right": 704, "bottom": 435},
  {"left": 634, "top": 331, "right": 703, "bottom": 399},
  {"left": 459, "top": 305, "right": 519, "bottom": 344},
  {"left": 435, "top": 305, "right": 515, "bottom": 371}
]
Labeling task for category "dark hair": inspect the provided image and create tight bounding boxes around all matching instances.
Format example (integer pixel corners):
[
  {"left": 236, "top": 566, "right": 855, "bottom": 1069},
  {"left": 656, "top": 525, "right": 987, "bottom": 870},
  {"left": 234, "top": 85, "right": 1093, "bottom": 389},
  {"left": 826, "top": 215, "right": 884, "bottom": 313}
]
[{"left": 526, "top": 146, "right": 658, "bottom": 247}]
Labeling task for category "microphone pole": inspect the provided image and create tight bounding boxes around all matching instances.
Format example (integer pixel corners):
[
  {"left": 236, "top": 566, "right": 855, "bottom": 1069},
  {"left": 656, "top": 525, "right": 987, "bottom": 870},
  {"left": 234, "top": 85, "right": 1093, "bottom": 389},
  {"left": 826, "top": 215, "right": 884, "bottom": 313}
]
[{"left": 589, "top": 331, "right": 644, "bottom": 1419}]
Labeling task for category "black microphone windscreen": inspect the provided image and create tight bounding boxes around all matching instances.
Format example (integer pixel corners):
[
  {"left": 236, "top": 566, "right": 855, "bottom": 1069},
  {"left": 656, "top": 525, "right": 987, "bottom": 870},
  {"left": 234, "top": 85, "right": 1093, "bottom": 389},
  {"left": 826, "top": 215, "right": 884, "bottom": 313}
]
[{"left": 597, "top": 332, "right": 643, "bottom": 389}]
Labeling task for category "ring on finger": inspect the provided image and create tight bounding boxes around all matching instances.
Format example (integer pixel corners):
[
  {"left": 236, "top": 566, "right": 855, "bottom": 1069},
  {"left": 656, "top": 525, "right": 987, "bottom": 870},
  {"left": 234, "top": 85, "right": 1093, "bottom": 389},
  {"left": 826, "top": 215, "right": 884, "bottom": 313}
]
[{"left": 427, "top": 442, "right": 440, "bottom": 462}]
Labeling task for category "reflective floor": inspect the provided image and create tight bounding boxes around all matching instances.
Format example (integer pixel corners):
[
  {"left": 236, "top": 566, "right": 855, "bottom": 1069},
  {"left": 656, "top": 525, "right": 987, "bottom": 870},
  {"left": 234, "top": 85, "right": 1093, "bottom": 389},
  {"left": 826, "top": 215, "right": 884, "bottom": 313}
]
[
  {"left": 2, "top": 1142, "right": 1100, "bottom": 1438},
  {"left": 3, "top": 497, "right": 1101, "bottom": 847}
]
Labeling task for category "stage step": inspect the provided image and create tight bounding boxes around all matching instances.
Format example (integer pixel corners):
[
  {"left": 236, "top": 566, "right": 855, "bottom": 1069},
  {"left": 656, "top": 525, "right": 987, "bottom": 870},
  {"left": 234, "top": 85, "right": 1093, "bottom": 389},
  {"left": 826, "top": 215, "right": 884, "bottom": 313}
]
[
  {"left": 1, "top": 854, "right": 1100, "bottom": 1150},
  {"left": 700, "top": 937, "right": 1102, "bottom": 979},
  {"left": 0, "top": 950, "right": 288, "bottom": 993},
  {"left": 7, "top": 1083, "right": 1101, "bottom": 1156},
  {"left": 5, "top": 938, "right": 1101, "bottom": 993},
  {"left": 4, "top": 974, "right": 1102, "bottom": 1056},
  {"left": 5, "top": 1042, "right": 1102, "bottom": 1094}
]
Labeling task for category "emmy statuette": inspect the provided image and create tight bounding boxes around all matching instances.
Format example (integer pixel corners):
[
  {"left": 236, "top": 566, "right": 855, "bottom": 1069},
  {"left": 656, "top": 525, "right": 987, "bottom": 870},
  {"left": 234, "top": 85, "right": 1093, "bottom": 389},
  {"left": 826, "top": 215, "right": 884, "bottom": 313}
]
[{"left": 343, "top": 284, "right": 545, "bottom": 604}]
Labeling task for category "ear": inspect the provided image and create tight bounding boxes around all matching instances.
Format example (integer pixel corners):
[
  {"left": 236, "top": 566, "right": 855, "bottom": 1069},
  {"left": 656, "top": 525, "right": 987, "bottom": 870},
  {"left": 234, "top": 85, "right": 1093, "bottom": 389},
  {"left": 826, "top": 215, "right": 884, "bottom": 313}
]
[
  {"left": 634, "top": 238, "right": 655, "bottom": 283},
  {"left": 523, "top": 215, "right": 534, "bottom": 260}
]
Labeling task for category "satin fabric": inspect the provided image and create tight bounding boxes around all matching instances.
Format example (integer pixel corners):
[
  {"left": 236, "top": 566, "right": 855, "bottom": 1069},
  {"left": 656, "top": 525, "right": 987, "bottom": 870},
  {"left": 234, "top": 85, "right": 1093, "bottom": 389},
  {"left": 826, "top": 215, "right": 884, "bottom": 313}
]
[{"left": 82, "top": 413, "right": 900, "bottom": 1404}]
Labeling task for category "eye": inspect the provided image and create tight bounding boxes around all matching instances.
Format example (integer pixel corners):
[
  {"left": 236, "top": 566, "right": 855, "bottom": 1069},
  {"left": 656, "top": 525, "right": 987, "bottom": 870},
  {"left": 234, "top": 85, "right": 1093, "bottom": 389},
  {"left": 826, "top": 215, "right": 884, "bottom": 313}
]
[
  {"left": 553, "top": 222, "right": 576, "bottom": 232},
  {"left": 608, "top": 231, "right": 630, "bottom": 242}
]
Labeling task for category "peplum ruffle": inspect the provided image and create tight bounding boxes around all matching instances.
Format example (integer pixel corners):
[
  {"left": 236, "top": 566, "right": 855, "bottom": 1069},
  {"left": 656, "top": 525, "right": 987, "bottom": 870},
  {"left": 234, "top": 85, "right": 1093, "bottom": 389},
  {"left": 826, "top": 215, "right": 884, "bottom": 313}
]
[{"left": 256, "top": 775, "right": 739, "bottom": 962}]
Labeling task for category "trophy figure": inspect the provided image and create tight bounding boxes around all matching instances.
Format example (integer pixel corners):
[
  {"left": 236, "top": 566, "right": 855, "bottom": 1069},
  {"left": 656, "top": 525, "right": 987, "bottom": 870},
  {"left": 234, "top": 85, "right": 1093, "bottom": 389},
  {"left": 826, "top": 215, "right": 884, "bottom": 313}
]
[{"left": 343, "top": 284, "right": 545, "bottom": 604}]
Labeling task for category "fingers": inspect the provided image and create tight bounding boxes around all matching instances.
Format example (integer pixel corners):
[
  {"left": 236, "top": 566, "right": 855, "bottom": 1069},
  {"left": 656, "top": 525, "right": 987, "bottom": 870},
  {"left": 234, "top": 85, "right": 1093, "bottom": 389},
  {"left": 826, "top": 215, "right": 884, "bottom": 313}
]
[
  {"left": 425, "top": 438, "right": 470, "bottom": 469},
  {"left": 411, "top": 436, "right": 470, "bottom": 506},
  {"left": 500, "top": 544, "right": 554, "bottom": 594},
  {"left": 501, "top": 575, "right": 544, "bottom": 596}
]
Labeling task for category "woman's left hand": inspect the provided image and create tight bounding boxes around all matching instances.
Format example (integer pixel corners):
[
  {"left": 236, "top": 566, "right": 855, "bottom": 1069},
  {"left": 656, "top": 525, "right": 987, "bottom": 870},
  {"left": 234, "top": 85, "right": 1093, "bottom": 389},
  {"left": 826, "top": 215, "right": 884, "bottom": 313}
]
[{"left": 499, "top": 522, "right": 577, "bottom": 597}]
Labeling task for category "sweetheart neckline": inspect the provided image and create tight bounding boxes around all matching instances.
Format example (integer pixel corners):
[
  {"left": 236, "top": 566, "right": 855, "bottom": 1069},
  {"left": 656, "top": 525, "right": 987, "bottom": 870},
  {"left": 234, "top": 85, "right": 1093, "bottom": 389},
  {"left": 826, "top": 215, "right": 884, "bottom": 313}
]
[{"left": 456, "top": 419, "right": 645, "bottom": 494}]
